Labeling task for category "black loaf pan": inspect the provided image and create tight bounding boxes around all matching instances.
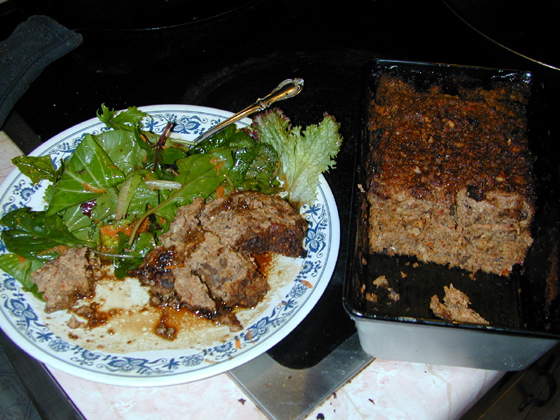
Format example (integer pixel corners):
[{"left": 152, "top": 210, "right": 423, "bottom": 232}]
[{"left": 343, "top": 59, "right": 560, "bottom": 371}]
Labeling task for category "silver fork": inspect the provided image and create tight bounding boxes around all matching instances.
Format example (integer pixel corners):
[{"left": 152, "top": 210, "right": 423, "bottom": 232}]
[{"left": 192, "top": 78, "right": 304, "bottom": 144}]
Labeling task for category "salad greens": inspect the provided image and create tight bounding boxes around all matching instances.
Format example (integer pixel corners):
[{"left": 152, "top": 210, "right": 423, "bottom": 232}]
[
  {"left": 0, "top": 104, "right": 343, "bottom": 294},
  {"left": 251, "top": 109, "right": 343, "bottom": 206}
]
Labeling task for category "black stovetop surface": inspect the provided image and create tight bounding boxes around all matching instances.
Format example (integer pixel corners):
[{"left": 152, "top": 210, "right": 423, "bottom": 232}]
[{"left": 2, "top": 0, "right": 560, "bottom": 370}]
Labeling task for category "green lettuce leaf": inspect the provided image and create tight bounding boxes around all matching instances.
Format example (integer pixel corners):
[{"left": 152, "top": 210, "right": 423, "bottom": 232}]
[
  {"left": 157, "top": 148, "right": 234, "bottom": 222},
  {"left": 0, "top": 253, "right": 44, "bottom": 299},
  {"left": 97, "top": 104, "right": 148, "bottom": 132},
  {"left": 237, "top": 143, "right": 280, "bottom": 194},
  {"left": 45, "top": 134, "right": 125, "bottom": 216},
  {"left": 61, "top": 204, "right": 97, "bottom": 243},
  {"left": 94, "top": 129, "right": 148, "bottom": 175},
  {"left": 251, "top": 108, "right": 343, "bottom": 207},
  {"left": 127, "top": 148, "right": 234, "bottom": 243},
  {"left": 12, "top": 155, "right": 60, "bottom": 185},
  {"left": 189, "top": 124, "right": 238, "bottom": 154},
  {"left": 113, "top": 231, "right": 156, "bottom": 278},
  {"left": 88, "top": 188, "right": 117, "bottom": 224},
  {"left": 0, "top": 207, "right": 89, "bottom": 262}
]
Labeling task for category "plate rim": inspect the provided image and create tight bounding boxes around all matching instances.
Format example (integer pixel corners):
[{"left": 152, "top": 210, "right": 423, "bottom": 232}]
[{"left": 0, "top": 104, "right": 340, "bottom": 386}]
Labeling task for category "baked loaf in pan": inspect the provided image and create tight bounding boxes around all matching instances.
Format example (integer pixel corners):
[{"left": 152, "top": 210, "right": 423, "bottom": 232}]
[{"left": 366, "top": 74, "right": 535, "bottom": 276}]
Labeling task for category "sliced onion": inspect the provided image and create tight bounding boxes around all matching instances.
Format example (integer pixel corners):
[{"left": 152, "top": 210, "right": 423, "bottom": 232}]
[
  {"left": 144, "top": 180, "right": 183, "bottom": 190},
  {"left": 115, "top": 172, "right": 143, "bottom": 220}
]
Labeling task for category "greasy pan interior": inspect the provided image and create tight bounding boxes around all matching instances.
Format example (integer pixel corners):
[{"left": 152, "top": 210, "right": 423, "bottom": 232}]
[{"left": 344, "top": 59, "right": 560, "bottom": 338}]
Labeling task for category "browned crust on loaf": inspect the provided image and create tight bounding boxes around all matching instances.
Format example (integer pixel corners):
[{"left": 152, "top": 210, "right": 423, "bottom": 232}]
[
  {"left": 132, "top": 191, "right": 307, "bottom": 332},
  {"left": 366, "top": 74, "right": 535, "bottom": 276},
  {"left": 200, "top": 191, "right": 308, "bottom": 258}
]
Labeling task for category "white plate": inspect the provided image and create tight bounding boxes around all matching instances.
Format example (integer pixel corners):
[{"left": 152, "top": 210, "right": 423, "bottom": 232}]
[{"left": 0, "top": 105, "right": 340, "bottom": 387}]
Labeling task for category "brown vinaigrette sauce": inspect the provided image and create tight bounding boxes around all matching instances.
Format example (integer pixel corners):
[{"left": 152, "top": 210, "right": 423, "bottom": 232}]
[{"left": 65, "top": 253, "right": 275, "bottom": 343}]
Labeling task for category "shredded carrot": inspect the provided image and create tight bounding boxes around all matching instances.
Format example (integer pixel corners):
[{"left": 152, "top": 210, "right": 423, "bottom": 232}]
[
  {"left": 215, "top": 185, "right": 225, "bottom": 198},
  {"left": 235, "top": 338, "right": 242, "bottom": 349},
  {"left": 37, "top": 245, "right": 68, "bottom": 256},
  {"left": 300, "top": 280, "right": 313, "bottom": 289},
  {"left": 132, "top": 217, "right": 150, "bottom": 235},
  {"left": 100, "top": 213, "right": 151, "bottom": 240},
  {"left": 122, "top": 224, "right": 135, "bottom": 237},
  {"left": 209, "top": 157, "right": 225, "bottom": 174},
  {"left": 83, "top": 182, "right": 106, "bottom": 194},
  {"left": 100, "top": 224, "right": 136, "bottom": 238},
  {"left": 99, "top": 224, "right": 120, "bottom": 237}
]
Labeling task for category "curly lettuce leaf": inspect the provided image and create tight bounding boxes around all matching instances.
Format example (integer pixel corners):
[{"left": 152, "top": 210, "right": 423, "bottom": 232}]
[{"left": 251, "top": 108, "right": 343, "bottom": 207}]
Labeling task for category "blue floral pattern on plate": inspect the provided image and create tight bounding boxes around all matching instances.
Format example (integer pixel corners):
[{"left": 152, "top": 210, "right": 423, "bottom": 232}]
[{"left": 0, "top": 105, "right": 340, "bottom": 387}]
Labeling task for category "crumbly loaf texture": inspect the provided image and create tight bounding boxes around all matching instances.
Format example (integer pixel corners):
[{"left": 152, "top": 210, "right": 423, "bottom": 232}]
[
  {"left": 430, "top": 284, "right": 489, "bottom": 325},
  {"left": 366, "top": 74, "right": 535, "bottom": 276},
  {"left": 132, "top": 191, "right": 308, "bottom": 333}
]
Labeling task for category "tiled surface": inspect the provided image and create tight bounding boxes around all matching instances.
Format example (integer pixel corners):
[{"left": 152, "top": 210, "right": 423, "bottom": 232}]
[
  {"left": 49, "top": 358, "right": 503, "bottom": 420},
  {"left": 0, "top": 341, "right": 41, "bottom": 420}
]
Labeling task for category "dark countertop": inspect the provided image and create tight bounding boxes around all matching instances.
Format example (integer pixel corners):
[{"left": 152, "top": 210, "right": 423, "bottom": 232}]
[{"left": 6, "top": 0, "right": 560, "bottom": 147}]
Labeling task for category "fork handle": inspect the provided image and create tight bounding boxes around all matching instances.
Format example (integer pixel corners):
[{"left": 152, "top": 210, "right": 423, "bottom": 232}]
[{"left": 194, "top": 78, "right": 304, "bottom": 143}]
